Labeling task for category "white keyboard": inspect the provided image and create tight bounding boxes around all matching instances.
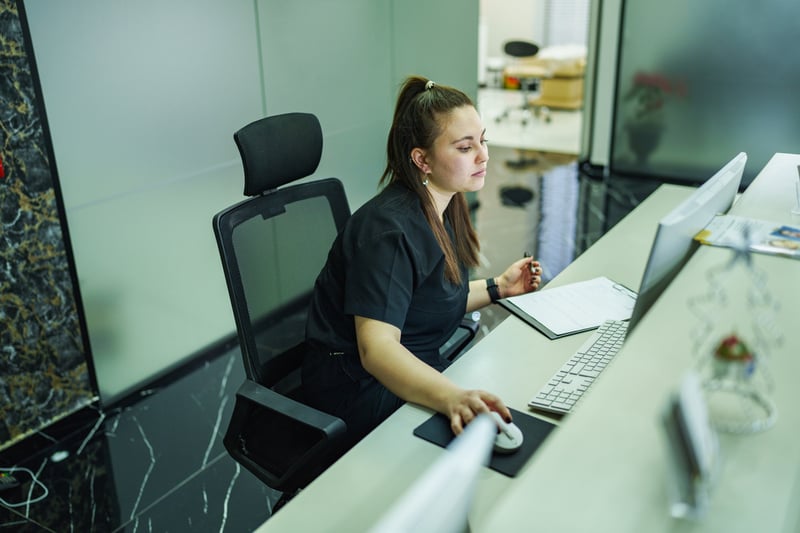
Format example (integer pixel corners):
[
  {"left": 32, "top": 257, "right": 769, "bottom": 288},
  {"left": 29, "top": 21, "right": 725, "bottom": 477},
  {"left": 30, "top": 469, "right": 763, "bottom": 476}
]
[{"left": 529, "top": 319, "right": 629, "bottom": 415}]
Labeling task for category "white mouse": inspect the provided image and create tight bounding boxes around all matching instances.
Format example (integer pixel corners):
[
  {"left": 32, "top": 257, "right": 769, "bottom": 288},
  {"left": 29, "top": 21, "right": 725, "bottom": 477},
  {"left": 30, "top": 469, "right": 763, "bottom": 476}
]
[{"left": 489, "top": 411, "right": 524, "bottom": 454}]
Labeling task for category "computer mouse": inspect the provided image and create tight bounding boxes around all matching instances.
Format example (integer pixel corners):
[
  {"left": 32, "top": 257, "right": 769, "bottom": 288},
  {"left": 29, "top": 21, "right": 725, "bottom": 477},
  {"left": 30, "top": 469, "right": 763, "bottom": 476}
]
[{"left": 489, "top": 411, "right": 524, "bottom": 454}]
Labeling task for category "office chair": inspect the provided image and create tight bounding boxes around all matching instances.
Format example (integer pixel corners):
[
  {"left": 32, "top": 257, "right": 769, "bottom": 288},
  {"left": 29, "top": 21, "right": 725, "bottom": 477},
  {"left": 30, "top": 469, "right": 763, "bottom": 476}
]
[
  {"left": 495, "top": 40, "right": 551, "bottom": 171},
  {"left": 213, "top": 112, "right": 351, "bottom": 509},
  {"left": 495, "top": 40, "right": 548, "bottom": 127},
  {"left": 213, "top": 112, "right": 479, "bottom": 509}
]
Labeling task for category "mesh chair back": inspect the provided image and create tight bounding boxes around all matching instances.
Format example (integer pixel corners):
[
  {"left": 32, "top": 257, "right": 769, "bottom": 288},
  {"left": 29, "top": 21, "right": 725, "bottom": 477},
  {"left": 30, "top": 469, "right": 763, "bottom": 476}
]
[{"left": 214, "top": 179, "right": 349, "bottom": 390}]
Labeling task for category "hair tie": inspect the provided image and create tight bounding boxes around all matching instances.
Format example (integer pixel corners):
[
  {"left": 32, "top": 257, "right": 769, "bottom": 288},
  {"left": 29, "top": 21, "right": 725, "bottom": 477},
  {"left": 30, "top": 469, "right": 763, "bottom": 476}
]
[{"left": 425, "top": 80, "right": 436, "bottom": 90}]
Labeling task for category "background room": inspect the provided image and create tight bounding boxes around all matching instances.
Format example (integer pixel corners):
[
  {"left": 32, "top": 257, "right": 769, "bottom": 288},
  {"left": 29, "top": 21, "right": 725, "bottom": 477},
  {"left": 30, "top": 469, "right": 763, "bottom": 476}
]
[{"left": 471, "top": 0, "right": 593, "bottom": 334}]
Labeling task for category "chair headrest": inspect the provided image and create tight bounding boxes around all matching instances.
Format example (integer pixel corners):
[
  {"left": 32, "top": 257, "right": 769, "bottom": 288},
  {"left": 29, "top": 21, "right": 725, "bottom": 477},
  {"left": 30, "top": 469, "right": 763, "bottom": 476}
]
[{"left": 234, "top": 112, "right": 323, "bottom": 196}]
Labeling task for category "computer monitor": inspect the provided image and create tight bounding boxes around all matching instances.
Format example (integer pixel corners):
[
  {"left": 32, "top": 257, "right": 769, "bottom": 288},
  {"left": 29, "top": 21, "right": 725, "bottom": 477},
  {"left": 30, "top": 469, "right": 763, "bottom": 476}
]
[
  {"left": 628, "top": 152, "right": 747, "bottom": 333},
  {"left": 368, "top": 414, "right": 495, "bottom": 533}
]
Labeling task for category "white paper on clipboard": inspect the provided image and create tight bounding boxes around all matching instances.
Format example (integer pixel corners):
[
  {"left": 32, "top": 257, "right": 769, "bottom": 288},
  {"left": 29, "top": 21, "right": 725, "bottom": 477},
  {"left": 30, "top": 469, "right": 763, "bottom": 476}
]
[{"left": 501, "top": 276, "right": 637, "bottom": 338}]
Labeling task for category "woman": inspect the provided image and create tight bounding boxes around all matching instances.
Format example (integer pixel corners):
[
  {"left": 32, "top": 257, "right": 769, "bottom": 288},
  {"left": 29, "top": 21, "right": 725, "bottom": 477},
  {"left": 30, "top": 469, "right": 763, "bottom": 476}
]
[{"left": 302, "top": 76, "right": 542, "bottom": 445}]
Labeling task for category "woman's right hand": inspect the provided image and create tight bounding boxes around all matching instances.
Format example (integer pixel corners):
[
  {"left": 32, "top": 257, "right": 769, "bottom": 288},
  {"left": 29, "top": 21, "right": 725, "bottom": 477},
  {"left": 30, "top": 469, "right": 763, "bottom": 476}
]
[
  {"left": 354, "top": 316, "right": 511, "bottom": 435},
  {"left": 446, "top": 388, "right": 512, "bottom": 435}
]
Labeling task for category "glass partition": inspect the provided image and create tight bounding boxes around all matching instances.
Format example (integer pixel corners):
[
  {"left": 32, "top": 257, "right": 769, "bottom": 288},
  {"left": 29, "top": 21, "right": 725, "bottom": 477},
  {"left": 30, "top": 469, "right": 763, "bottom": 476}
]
[{"left": 610, "top": 0, "right": 800, "bottom": 186}]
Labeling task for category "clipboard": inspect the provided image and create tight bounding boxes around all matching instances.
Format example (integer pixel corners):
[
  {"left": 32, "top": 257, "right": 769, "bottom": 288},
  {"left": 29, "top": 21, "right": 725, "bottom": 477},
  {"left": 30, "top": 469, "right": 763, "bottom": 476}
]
[{"left": 498, "top": 276, "right": 637, "bottom": 339}]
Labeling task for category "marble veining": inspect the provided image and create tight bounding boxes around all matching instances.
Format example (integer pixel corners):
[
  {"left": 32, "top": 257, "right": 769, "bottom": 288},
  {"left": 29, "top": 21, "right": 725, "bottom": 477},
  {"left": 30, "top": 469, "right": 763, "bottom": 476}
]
[
  {"left": 0, "top": 349, "right": 278, "bottom": 532},
  {"left": 0, "top": 0, "right": 95, "bottom": 450}
]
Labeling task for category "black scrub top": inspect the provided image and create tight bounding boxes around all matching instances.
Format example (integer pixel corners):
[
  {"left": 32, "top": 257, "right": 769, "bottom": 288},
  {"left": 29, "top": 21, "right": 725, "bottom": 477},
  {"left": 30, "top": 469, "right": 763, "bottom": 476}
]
[{"left": 305, "top": 182, "right": 468, "bottom": 380}]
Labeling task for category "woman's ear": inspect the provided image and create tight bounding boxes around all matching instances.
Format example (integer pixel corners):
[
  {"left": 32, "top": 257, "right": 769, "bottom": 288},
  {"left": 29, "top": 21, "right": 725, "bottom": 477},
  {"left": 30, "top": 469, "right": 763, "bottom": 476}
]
[{"left": 410, "top": 148, "right": 430, "bottom": 174}]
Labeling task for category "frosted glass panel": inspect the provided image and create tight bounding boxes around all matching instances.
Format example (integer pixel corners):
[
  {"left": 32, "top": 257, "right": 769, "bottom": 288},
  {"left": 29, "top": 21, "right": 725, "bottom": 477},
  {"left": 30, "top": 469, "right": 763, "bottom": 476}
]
[
  {"left": 391, "top": 0, "right": 480, "bottom": 100},
  {"left": 256, "top": 0, "right": 391, "bottom": 210},
  {"left": 22, "top": 0, "right": 477, "bottom": 405},
  {"left": 25, "top": 0, "right": 263, "bottom": 208},
  {"left": 24, "top": 0, "right": 264, "bottom": 403},
  {"left": 610, "top": 0, "right": 800, "bottom": 185},
  {"left": 63, "top": 166, "right": 244, "bottom": 400},
  {"left": 257, "top": 0, "right": 391, "bottom": 128}
]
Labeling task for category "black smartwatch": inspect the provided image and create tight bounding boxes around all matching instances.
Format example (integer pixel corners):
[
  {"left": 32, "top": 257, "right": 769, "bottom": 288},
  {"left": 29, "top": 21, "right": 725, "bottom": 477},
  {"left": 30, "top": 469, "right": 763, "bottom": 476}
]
[{"left": 485, "top": 277, "right": 501, "bottom": 303}]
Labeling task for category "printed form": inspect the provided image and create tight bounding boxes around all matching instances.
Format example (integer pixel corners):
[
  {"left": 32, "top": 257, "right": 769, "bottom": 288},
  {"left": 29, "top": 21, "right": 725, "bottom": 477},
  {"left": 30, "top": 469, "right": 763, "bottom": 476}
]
[{"left": 503, "top": 276, "right": 637, "bottom": 338}]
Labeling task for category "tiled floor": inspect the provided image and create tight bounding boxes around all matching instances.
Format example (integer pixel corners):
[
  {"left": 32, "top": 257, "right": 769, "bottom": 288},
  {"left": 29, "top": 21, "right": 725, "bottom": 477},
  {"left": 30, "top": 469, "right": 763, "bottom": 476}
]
[{"left": 0, "top": 89, "right": 664, "bottom": 532}]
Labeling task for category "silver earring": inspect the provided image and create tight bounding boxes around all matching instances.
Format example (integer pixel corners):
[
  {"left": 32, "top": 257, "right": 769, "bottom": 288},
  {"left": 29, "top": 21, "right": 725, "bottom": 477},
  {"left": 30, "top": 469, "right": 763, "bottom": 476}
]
[{"left": 422, "top": 175, "right": 429, "bottom": 186}]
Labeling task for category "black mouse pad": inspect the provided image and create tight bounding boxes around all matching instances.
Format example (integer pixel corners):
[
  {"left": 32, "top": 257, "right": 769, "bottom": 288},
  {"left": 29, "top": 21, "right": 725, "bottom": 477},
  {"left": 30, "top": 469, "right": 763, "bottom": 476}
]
[{"left": 412, "top": 408, "right": 557, "bottom": 477}]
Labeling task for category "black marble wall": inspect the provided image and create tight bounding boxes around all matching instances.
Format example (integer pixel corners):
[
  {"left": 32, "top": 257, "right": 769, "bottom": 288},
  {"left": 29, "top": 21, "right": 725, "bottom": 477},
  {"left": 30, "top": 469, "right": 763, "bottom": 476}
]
[{"left": 0, "top": 1, "right": 96, "bottom": 450}]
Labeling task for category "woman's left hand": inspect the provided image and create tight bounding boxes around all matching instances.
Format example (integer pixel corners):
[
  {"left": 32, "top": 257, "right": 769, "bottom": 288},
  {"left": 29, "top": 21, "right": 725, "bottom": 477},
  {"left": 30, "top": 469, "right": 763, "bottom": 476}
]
[{"left": 497, "top": 256, "right": 542, "bottom": 298}]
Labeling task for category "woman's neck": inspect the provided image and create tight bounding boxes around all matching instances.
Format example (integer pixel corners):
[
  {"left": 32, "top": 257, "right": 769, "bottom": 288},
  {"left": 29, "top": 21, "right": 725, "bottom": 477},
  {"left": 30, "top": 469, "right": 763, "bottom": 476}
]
[{"left": 426, "top": 184, "right": 455, "bottom": 221}]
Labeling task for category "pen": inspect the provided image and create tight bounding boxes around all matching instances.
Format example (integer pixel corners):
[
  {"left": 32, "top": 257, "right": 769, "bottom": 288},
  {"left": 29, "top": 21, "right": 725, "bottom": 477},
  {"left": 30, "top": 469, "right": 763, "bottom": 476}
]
[
  {"left": 523, "top": 251, "right": 536, "bottom": 275},
  {"left": 612, "top": 283, "right": 638, "bottom": 301}
]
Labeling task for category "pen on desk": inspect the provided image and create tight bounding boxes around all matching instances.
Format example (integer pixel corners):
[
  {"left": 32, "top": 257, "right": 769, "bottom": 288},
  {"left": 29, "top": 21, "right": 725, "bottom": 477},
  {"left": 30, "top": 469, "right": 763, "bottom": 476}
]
[{"left": 612, "top": 283, "right": 638, "bottom": 301}]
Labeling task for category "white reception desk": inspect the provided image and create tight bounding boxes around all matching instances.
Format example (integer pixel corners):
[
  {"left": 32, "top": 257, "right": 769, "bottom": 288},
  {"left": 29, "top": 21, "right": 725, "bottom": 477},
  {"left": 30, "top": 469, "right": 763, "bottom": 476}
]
[{"left": 258, "top": 153, "right": 800, "bottom": 533}]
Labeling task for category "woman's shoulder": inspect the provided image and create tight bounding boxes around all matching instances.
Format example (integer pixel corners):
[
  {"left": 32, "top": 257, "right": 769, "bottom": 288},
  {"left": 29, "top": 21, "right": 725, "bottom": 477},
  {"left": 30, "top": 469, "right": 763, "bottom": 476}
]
[
  {"left": 351, "top": 182, "right": 422, "bottom": 228},
  {"left": 343, "top": 183, "right": 437, "bottom": 253},
  {"left": 341, "top": 182, "right": 445, "bottom": 265}
]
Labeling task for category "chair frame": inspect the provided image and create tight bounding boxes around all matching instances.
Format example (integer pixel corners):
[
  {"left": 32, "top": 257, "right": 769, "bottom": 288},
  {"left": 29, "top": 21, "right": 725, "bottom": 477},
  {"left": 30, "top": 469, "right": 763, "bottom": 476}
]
[{"left": 214, "top": 178, "right": 351, "bottom": 498}]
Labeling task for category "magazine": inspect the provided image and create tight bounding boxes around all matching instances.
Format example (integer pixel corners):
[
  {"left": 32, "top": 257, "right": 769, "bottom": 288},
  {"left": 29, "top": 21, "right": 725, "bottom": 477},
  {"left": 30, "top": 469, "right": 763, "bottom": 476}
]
[{"left": 695, "top": 214, "right": 800, "bottom": 259}]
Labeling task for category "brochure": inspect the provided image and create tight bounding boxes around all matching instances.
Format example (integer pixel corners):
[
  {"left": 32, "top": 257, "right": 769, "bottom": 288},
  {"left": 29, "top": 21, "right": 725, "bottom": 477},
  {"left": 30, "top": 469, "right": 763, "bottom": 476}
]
[{"left": 695, "top": 214, "right": 800, "bottom": 259}]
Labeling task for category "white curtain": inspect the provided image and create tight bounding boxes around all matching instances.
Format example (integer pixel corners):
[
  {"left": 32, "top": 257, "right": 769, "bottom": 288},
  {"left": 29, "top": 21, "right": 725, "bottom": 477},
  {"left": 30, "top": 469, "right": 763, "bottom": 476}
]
[{"left": 545, "top": 0, "right": 590, "bottom": 46}]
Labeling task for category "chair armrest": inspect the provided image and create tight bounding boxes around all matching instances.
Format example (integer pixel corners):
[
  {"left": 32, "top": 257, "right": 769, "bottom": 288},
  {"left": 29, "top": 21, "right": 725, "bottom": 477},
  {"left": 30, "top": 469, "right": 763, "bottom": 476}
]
[
  {"left": 235, "top": 379, "right": 346, "bottom": 441},
  {"left": 441, "top": 314, "right": 481, "bottom": 362},
  {"left": 224, "top": 378, "right": 348, "bottom": 492},
  {"left": 460, "top": 315, "right": 480, "bottom": 336}
]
